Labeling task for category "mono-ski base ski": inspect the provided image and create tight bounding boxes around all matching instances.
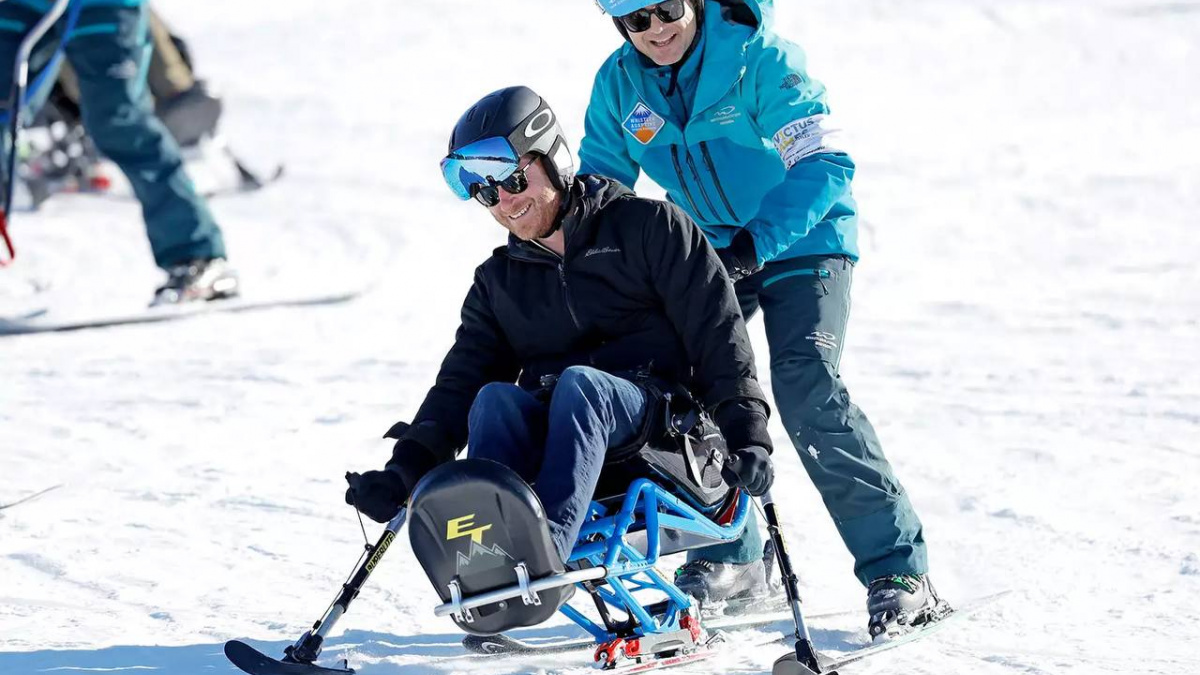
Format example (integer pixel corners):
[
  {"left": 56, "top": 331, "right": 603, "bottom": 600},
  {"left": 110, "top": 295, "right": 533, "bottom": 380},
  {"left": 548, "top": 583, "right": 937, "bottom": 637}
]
[
  {"left": 460, "top": 604, "right": 855, "bottom": 656},
  {"left": 462, "top": 590, "right": 1010, "bottom": 671}
]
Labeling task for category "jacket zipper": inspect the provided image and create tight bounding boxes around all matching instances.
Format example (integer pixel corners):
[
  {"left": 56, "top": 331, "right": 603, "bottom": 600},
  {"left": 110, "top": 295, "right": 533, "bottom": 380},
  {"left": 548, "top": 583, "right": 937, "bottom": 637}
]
[
  {"left": 670, "top": 145, "right": 707, "bottom": 222},
  {"left": 700, "top": 141, "right": 739, "bottom": 222},
  {"left": 558, "top": 263, "right": 583, "bottom": 330},
  {"left": 684, "top": 151, "right": 720, "bottom": 223},
  {"left": 512, "top": 242, "right": 583, "bottom": 331}
]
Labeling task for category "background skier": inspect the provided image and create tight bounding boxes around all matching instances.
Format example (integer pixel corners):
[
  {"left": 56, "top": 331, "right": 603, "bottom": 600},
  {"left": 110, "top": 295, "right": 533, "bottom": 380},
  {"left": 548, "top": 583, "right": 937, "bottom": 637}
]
[
  {"left": 581, "top": 0, "right": 943, "bottom": 636},
  {"left": 0, "top": 0, "right": 235, "bottom": 304},
  {"left": 345, "top": 86, "right": 775, "bottom": 564}
]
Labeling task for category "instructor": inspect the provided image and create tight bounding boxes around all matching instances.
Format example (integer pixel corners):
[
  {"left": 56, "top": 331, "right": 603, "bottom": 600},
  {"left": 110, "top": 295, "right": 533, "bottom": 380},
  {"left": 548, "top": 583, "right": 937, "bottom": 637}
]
[{"left": 580, "top": 0, "right": 943, "bottom": 637}]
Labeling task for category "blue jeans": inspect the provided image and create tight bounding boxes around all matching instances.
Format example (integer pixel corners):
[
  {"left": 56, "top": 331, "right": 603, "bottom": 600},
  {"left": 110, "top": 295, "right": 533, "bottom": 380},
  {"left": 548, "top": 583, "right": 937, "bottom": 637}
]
[
  {"left": 466, "top": 366, "right": 647, "bottom": 562},
  {"left": 694, "top": 255, "right": 928, "bottom": 585},
  {"left": 0, "top": 4, "right": 224, "bottom": 269}
]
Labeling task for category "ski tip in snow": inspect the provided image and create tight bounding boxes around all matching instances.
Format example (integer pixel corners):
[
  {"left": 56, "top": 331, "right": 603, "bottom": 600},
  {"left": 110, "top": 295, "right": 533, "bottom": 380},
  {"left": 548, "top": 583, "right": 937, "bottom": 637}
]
[
  {"left": 0, "top": 288, "right": 364, "bottom": 336},
  {"left": 224, "top": 640, "right": 354, "bottom": 675}
]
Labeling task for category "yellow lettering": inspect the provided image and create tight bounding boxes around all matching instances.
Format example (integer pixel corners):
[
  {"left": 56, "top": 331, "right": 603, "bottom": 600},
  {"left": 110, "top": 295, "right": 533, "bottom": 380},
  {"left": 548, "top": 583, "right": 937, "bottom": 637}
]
[{"left": 446, "top": 514, "right": 492, "bottom": 544}]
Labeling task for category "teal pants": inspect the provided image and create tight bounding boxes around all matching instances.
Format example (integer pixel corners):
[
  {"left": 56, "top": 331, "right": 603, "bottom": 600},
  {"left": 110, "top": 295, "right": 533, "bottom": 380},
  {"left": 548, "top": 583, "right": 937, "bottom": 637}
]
[
  {"left": 692, "top": 255, "right": 928, "bottom": 586},
  {"left": 0, "top": 3, "right": 224, "bottom": 269}
]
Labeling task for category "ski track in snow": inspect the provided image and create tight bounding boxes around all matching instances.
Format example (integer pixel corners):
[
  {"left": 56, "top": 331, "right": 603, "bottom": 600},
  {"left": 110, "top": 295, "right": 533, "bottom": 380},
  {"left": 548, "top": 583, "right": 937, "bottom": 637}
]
[{"left": 2, "top": 0, "right": 1198, "bottom": 673}]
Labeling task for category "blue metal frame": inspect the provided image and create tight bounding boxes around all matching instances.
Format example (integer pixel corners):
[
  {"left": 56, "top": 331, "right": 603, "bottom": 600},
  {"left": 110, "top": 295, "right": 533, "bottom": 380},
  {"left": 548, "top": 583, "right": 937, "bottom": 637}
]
[
  {"left": 2, "top": 0, "right": 84, "bottom": 245},
  {"left": 562, "top": 478, "right": 751, "bottom": 643},
  {"left": 1, "top": 0, "right": 83, "bottom": 125}
]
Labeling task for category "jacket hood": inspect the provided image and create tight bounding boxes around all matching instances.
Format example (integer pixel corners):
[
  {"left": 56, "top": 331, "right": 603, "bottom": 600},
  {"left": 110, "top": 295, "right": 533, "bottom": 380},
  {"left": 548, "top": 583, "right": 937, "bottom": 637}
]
[{"left": 713, "top": 0, "right": 770, "bottom": 38}]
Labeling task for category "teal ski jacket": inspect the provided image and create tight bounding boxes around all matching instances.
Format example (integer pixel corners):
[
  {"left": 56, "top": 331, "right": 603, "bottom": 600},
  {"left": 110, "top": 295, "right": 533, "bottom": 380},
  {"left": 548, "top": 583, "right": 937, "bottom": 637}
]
[{"left": 579, "top": 0, "right": 858, "bottom": 264}]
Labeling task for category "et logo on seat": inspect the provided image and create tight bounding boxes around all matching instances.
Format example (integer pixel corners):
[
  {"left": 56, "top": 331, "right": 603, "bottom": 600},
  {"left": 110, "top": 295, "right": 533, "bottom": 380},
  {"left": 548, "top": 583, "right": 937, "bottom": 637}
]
[{"left": 446, "top": 514, "right": 493, "bottom": 544}]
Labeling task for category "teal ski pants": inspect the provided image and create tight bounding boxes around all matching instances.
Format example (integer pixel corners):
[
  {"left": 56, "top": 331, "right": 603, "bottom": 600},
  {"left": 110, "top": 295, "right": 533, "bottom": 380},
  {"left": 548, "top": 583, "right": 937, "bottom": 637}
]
[{"left": 692, "top": 255, "right": 928, "bottom": 586}]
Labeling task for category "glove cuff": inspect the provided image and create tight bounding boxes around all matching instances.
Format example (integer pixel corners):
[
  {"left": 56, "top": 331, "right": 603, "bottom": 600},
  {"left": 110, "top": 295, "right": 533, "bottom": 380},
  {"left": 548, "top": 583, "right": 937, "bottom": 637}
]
[
  {"left": 385, "top": 439, "right": 440, "bottom": 493},
  {"left": 714, "top": 398, "right": 773, "bottom": 453}
]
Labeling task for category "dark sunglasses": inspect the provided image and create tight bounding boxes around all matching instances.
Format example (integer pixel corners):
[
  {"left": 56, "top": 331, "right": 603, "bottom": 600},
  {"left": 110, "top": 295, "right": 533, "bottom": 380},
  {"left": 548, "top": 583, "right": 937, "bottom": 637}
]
[
  {"left": 617, "top": 0, "right": 687, "bottom": 34},
  {"left": 471, "top": 158, "right": 536, "bottom": 207}
]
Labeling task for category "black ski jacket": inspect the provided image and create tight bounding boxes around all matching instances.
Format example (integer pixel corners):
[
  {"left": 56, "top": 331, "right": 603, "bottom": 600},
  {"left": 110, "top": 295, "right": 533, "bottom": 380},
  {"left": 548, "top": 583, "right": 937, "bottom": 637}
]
[{"left": 399, "top": 175, "right": 770, "bottom": 465}]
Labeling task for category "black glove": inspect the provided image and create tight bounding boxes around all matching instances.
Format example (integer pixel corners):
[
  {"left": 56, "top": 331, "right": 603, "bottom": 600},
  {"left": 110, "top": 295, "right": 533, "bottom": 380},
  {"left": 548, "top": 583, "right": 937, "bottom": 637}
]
[
  {"left": 344, "top": 469, "right": 408, "bottom": 523},
  {"left": 345, "top": 438, "right": 439, "bottom": 523},
  {"left": 722, "top": 445, "right": 774, "bottom": 496},
  {"left": 715, "top": 228, "right": 762, "bottom": 283}
]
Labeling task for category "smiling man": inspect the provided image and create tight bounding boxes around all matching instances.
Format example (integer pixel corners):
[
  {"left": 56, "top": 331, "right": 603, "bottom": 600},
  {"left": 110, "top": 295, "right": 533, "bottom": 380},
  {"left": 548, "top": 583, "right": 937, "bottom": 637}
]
[
  {"left": 580, "top": 0, "right": 946, "bottom": 638},
  {"left": 346, "top": 86, "right": 775, "bottom": 568}
]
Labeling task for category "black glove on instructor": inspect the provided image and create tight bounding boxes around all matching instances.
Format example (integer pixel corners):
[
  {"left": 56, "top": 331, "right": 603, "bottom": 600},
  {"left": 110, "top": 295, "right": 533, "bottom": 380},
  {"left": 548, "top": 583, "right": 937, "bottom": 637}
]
[
  {"left": 715, "top": 228, "right": 762, "bottom": 283},
  {"left": 722, "top": 445, "right": 774, "bottom": 496},
  {"left": 345, "top": 437, "right": 439, "bottom": 523}
]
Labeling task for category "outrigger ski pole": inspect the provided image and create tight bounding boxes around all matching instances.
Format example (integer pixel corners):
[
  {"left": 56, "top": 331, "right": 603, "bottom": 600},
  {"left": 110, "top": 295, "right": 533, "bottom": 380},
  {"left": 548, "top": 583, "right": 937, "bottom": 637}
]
[
  {"left": 224, "top": 500, "right": 408, "bottom": 675},
  {"left": 761, "top": 490, "right": 836, "bottom": 675}
]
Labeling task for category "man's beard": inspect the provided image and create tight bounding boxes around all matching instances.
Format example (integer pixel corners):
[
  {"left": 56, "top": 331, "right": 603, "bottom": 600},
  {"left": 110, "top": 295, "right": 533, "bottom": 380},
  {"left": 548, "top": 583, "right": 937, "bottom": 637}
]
[{"left": 532, "top": 212, "right": 558, "bottom": 239}]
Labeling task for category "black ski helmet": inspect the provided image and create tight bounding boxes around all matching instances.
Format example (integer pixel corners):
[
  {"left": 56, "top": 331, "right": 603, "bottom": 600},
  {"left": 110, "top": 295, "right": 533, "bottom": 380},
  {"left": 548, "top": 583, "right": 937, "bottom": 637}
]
[{"left": 445, "top": 86, "right": 575, "bottom": 194}]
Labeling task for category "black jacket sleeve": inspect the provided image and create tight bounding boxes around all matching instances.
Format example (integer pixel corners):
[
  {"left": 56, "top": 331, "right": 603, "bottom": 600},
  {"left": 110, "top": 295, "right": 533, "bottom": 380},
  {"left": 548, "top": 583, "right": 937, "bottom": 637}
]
[
  {"left": 402, "top": 265, "right": 521, "bottom": 464},
  {"left": 639, "top": 202, "right": 773, "bottom": 452}
]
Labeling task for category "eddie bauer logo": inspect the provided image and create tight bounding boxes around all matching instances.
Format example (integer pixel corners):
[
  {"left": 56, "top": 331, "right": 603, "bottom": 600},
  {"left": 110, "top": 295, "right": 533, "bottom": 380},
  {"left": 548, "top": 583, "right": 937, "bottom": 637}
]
[{"left": 446, "top": 514, "right": 493, "bottom": 544}]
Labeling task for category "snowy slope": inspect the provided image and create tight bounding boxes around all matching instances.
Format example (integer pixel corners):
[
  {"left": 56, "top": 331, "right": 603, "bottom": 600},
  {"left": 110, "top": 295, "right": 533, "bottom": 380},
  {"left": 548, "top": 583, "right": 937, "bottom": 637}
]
[{"left": 2, "top": 0, "right": 1198, "bottom": 673}]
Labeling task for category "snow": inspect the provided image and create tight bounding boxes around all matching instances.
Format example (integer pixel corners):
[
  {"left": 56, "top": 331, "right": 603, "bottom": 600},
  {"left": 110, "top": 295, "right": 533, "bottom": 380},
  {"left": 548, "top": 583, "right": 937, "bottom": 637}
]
[{"left": 2, "top": 0, "right": 1198, "bottom": 673}]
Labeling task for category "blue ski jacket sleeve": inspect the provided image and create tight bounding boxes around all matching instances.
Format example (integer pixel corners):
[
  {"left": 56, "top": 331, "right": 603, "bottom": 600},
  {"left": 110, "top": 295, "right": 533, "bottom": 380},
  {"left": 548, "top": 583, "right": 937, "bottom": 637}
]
[
  {"left": 579, "top": 0, "right": 859, "bottom": 264},
  {"left": 580, "top": 68, "right": 643, "bottom": 193},
  {"left": 741, "top": 32, "right": 856, "bottom": 264}
]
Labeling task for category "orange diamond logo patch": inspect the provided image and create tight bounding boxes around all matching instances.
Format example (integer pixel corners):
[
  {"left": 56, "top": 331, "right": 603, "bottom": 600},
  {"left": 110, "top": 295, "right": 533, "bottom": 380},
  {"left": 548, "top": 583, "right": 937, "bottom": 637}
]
[{"left": 622, "top": 103, "right": 665, "bottom": 145}]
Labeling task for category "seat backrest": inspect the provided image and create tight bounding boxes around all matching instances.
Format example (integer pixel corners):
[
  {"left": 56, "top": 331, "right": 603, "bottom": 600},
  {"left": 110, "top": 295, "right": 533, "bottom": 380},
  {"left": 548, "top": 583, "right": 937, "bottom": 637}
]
[{"left": 408, "top": 459, "right": 572, "bottom": 635}]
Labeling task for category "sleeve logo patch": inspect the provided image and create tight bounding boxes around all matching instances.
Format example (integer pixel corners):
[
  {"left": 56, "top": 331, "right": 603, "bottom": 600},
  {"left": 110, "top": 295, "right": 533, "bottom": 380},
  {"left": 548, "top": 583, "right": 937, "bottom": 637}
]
[
  {"left": 772, "top": 115, "right": 833, "bottom": 169},
  {"left": 622, "top": 102, "right": 666, "bottom": 144},
  {"left": 780, "top": 74, "right": 803, "bottom": 90}
]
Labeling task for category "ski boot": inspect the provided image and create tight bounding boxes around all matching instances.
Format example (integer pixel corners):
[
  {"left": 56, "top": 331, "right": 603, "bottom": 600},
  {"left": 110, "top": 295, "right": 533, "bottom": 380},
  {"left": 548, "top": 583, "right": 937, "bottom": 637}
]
[
  {"left": 673, "top": 557, "right": 771, "bottom": 615},
  {"left": 866, "top": 574, "right": 952, "bottom": 640},
  {"left": 151, "top": 257, "right": 240, "bottom": 306}
]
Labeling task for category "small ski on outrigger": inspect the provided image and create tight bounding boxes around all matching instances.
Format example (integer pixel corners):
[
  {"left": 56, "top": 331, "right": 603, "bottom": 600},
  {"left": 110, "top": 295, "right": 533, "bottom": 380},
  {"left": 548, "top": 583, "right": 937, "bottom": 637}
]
[
  {"left": 223, "top": 640, "right": 354, "bottom": 675},
  {"left": 224, "top": 496, "right": 408, "bottom": 675}
]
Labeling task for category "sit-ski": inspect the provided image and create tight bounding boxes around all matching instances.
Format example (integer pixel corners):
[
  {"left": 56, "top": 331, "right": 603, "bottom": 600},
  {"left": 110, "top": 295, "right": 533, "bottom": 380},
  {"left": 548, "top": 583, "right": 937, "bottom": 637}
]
[{"left": 225, "top": 457, "right": 835, "bottom": 675}]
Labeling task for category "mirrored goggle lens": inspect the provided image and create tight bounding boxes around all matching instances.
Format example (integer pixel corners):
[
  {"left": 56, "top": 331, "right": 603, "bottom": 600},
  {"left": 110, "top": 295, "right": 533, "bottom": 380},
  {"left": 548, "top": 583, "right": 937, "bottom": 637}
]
[
  {"left": 619, "top": 0, "right": 686, "bottom": 33},
  {"left": 440, "top": 136, "right": 519, "bottom": 200}
]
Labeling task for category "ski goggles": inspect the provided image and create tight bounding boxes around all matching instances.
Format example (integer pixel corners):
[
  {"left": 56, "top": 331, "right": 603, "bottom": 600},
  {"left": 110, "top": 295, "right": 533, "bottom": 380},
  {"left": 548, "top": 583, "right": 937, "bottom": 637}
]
[
  {"left": 441, "top": 136, "right": 521, "bottom": 203},
  {"left": 441, "top": 137, "right": 540, "bottom": 207},
  {"left": 616, "top": 0, "right": 687, "bottom": 34}
]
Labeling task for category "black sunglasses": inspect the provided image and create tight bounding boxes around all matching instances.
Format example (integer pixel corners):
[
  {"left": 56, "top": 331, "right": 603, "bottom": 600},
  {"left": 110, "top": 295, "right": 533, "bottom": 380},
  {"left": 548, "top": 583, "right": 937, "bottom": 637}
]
[
  {"left": 471, "top": 157, "right": 536, "bottom": 207},
  {"left": 617, "top": 0, "right": 687, "bottom": 34}
]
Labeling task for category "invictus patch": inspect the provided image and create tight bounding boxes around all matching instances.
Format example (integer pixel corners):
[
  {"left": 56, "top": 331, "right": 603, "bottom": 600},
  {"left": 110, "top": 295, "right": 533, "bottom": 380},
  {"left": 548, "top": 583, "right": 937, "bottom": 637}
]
[{"left": 771, "top": 115, "right": 832, "bottom": 169}]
